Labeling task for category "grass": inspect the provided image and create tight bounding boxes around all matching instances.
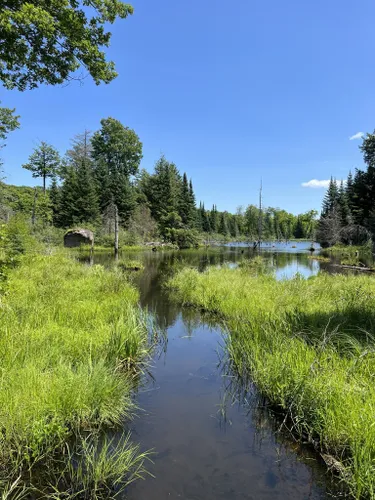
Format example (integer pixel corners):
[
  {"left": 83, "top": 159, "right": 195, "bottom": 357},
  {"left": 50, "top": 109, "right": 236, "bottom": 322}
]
[
  {"left": 116, "top": 259, "right": 145, "bottom": 272},
  {"left": 308, "top": 255, "right": 331, "bottom": 262},
  {"left": 168, "top": 263, "right": 375, "bottom": 498},
  {"left": 326, "top": 242, "right": 373, "bottom": 256},
  {"left": 0, "top": 250, "right": 150, "bottom": 496}
]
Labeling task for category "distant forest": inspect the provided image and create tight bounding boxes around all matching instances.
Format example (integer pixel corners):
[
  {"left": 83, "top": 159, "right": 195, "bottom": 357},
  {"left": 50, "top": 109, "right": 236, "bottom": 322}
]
[{"left": 1, "top": 118, "right": 317, "bottom": 247}]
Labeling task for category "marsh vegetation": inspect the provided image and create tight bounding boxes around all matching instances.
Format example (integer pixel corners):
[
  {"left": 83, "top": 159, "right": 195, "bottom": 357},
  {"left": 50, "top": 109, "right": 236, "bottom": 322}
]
[{"left": 169, "top": 259, "right": 375, "bottom": 498}]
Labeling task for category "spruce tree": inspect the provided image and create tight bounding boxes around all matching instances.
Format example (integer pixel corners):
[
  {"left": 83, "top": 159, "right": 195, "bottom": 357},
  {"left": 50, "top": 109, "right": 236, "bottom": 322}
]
[
  {"left": 219, "top": 212, "right": 229, "bottom": 235},
  {"left": 188, "top": 179, "right": 197, "bottom": 228},
  {"left": 179, "top": 172, "right": 191, "bottom": 226},
  {"left": 57, "top": 165, "right": 79, "bottom": 227},
  {"left": 201, "top": 203, "right": 211, "bottom": 233},
  {"left": 338, "top": 179, "right": 350, "bottom": 226},
  {"left": 49, "top": 177, "right": 60, "bottom": 226},
  {"left": 321, "top": 177, "right": 339, "bottom": 217}
]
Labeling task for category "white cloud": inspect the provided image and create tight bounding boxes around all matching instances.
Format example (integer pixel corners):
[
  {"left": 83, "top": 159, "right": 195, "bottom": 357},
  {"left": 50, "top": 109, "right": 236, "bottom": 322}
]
[
  {"left": 349, "top": 131, "right": 364, "bottom": 141},
  {"left": 301, "top": 179, "right": 331, "bottom": 189}
]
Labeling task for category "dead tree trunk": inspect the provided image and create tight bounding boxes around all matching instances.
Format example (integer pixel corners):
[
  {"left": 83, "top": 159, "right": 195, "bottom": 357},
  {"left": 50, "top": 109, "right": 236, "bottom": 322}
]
[{"left": 114, "top": 204, "right": 119, "bottom": 261}]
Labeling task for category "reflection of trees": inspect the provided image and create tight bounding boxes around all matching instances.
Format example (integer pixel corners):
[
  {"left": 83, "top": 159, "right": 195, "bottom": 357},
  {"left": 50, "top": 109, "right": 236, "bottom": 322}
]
[{"left": 92, "top": 248, "right": 319, "bottom": 332}]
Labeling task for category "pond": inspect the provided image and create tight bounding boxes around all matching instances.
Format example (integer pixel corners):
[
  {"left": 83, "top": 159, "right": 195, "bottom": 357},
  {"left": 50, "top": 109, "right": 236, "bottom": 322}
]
[{"left": 91, "top": 244, "right": 345, "bottom": 499}]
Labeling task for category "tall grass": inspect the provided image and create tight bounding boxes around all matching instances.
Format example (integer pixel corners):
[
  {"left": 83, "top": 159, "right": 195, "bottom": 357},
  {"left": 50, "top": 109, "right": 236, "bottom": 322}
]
[
  {"left": 0, "top": 250, "right": 150, "bottom": 496},
  {"left": 168, "top": 264, "right": 375, "bottom": 498}
]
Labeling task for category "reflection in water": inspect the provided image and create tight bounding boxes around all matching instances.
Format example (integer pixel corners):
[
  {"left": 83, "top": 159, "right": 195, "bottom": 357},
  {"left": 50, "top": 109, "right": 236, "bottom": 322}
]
[{"left": 89, "top": 244, "right": 345, "bottom": 499}]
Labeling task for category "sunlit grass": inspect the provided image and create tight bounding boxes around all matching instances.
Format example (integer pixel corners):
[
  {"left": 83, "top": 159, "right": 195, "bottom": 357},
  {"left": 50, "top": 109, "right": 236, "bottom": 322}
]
[
  {"left": 0, "top": 250, "right": 150, "bottom": 495},
  {"left": 168, "top": 263, "right": 375, "bottom": 498}
]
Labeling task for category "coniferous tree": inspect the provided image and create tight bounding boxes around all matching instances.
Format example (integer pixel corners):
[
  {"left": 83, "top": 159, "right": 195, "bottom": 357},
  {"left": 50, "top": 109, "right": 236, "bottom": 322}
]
[
  {"left": 201, "top": 203, "right": 211, "bottom": 233},
  {"left": 321, "top": 177, "right": 339, "bottom": 217},
  {"left": 63, "top": 131, "right": 100, "bottom": 225},
  {"left": 57, "top": 165, "right": 79, "bottom": 227},
  {"left": 337, "top": 179, "right": 350, "bottom": 226},
  {"left": 49, "top": 177, "right": 60, "bottom": 226},
  {"left": 188, "top": 179, "right": 197, "bottom": 227},
  {"left": 179, "top": 172, "right": 191, "bottom": 226},
  {"left": 219, "top": 212, "right": 229, "bottom": 235}
]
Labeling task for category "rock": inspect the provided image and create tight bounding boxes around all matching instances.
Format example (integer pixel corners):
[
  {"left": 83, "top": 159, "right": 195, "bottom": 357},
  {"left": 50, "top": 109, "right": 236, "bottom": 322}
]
[{"left": 64, "top": 229, "right": 94, "bottom": 248}]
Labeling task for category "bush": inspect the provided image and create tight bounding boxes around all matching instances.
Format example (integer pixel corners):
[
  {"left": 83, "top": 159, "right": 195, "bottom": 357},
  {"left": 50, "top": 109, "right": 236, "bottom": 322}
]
[{"left": 165, "top": 228, "right": 201, "bottom": 249}]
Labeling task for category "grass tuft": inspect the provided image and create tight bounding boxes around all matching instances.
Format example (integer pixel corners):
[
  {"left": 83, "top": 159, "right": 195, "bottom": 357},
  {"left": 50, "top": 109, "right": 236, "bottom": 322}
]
[
  {"left": 0, "top": 250, "right": 150, "bottom": 494},
  {"left": 168, "top": 265, "right": 375, "bottom": 498}
]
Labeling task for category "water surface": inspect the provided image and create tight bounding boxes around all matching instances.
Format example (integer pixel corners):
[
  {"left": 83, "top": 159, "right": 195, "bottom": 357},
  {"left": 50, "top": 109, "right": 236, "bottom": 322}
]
[{"left": 93, "top": 244, "right": 344, "bottom": 499}]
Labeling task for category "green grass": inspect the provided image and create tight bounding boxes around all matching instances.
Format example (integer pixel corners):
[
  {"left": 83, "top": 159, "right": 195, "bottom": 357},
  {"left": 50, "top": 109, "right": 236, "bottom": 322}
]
[
  {"left": 308, "top": 255, "right": 331, "bottom": 262},
  {"left": 168, "top": 264, "right": 375, "bottom": 498},
  {"left": 116, "top": 259, "right": 145, "bottom": 272},
  {"left": 326, "top": 243, "right": 373, "bottom": 256},
  {"left": 0, "top": 250, "right": 150, "bottom": 496}
]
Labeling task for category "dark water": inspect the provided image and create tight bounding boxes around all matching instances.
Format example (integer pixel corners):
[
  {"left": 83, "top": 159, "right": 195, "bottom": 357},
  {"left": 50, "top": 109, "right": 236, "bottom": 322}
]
[{"left": 93, "top": 242, "right": 344, "bottom": 499}]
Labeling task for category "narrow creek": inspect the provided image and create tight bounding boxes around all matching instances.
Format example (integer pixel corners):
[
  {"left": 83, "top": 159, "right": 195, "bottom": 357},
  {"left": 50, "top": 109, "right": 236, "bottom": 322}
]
[{"left": 93, "top": 242, "right": 344, "bottom": 500}]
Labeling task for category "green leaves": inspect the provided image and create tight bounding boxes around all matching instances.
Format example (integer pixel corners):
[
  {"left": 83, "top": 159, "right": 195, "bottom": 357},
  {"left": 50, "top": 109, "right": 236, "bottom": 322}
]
[
  {"left": 0, "top": 1, "right": 134, "bottom": 90},
  {"left": 0, "top": 103, "right": 20, "bottom": 143},
  {"left": 22, "top": 142, "right": 61, "bottom": 192}
]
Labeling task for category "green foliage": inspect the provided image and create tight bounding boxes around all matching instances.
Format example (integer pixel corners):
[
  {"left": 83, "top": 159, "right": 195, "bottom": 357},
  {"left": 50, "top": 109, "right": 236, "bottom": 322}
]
[
  {"left": 48, "top": 432, "right": 151, "bottom": 498},
  {"left": 165, "top": 228, "right": 201, "bottom": 249},
  {"left": 0, "top": 0, "right": 134, "bottom": 90},
  {"left": 318, "top": 130, "right": 375, "bottom": 246},
  {"left": 0, "top": 251, "right": 149, "bottom": 493},
  {"left": 57, "top": 131, "right": 100, "bottom": 227},
  {"left": 0, "top": 102, "right": 20, "bottom": 142},
  {"left": 169, "top": 266, "right": 375, "bottom": 497},
  {"left": 0, "top": 103, "right": 20, "bottom": 170},
  {"left": 91, "top": 117, "right": 142, "bottom": 222},
  {"left": 117, "top": 259, "right": 144, "bottom": 271},
  {"left": 22, "top": 141, "right": 60, "bottom": 192}
]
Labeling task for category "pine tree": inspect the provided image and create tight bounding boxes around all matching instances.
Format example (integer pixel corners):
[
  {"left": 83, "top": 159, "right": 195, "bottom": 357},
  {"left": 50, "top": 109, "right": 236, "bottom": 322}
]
[
  {"left": 201, "top": 203, "right": 211, "bottom": 233},
  {"left": 188, "top": 179, "right": 197, "bottom": 227},
  {"left": 338, "top": 179, "right": 350, "bottom": 226},
  {"left": 322, "top": 177, "right": 339, "bottom": 217},
  {"left": 219, "top": 212, "right": 229, "bottom": 235},
  {"left": 210, "top": 204, "right": 218, "bottom": 233},
  {"left": 179, "top": 173, "right": 191, "bottom": 226},
  {"left": 57, "top": 165, "right": 79, "bottom": 227},
  {"left": 75, "top": 158, "right": 100, "bottom": 224},
  {"left": 49, "top": 177, "right": 60, "bottom": 226},
  {"left": 196, "top": 202, "right": 203, "bottom": 231},
  {"left": 60, "top": 131, "right": 100, "bottom": 225}
]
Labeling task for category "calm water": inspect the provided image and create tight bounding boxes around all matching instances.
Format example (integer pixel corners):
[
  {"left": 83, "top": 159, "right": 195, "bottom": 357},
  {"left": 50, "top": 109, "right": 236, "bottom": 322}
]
[{"left": 92, "top": 242, "right": 345, "bottom": 499}]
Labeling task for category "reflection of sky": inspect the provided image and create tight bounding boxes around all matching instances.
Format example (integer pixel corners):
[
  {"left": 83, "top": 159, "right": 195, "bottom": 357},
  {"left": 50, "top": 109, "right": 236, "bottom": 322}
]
[
  {"left": 275, "top": 259, "right": 320, "bottom": 280},
  {"left": 225, "top": 240, "right": 321, "bottom": 254}
]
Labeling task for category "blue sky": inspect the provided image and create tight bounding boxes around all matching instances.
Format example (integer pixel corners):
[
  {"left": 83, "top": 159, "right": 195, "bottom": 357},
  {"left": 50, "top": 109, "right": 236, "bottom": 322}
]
[{"left": 1, "top": 0, "right": 374, "bottom": 215}]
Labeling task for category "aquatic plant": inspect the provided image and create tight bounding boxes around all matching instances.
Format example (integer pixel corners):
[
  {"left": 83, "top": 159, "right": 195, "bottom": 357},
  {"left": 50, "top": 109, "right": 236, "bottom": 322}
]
[
  {"left": 168, "top": 266, "right": 375, "bottom": 498},
  {"left": 117, "top": 259, "right": 145, "bottom": 272}
]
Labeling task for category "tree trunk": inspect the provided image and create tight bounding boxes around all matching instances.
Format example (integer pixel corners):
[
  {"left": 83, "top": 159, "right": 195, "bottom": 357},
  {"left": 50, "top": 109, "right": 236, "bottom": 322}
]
[
  {"left": 114, "top": 204, "right": 119, "bottom": 261},
  {"left": 31, "top": 188, "right": 38, "bottom": 226},
  {"left": 43, "top": 175, "right": 46, "bottom": 194}
]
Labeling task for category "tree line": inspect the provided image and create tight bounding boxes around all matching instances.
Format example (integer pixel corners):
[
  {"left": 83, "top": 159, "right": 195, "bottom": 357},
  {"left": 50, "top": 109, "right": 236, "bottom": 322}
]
[
  {"left": 0, "top": 116, "right": 317, "bottom": 247},
  {"left": 318, "top": 131, "right": 375, "bottom": 247}
]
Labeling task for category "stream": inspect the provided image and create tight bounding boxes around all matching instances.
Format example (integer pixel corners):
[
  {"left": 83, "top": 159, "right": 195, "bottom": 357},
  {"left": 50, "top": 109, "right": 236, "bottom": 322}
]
[{"left": 93, "top": 242, "right": 345, "bottom": 500}]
